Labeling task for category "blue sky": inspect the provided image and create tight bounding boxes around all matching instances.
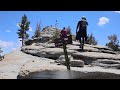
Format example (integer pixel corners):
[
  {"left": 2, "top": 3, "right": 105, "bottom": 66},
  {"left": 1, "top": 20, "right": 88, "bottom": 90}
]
[{"left": 0, "top": 11, "right": 120, "bottom": 55}]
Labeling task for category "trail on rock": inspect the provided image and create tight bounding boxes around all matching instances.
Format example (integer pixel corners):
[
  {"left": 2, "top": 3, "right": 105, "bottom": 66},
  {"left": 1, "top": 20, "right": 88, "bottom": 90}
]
[
  {"left": 1, "top": 41, "right": 120, "bottom": 79},
  {"left": 0, "top": 49, "right": 41, "bottom": 79}
]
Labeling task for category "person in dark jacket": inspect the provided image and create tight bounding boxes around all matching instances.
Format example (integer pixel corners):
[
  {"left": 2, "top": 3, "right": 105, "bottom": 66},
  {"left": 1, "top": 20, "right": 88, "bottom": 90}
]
[{"left": 76, "top": 16, "right": 88, "bottom": 48}]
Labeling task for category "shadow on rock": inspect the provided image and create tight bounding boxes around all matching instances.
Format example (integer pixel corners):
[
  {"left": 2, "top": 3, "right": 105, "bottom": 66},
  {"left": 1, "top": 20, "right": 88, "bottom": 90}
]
[{"left": 17, "top": 70, "right": 120, "bottom": 79}]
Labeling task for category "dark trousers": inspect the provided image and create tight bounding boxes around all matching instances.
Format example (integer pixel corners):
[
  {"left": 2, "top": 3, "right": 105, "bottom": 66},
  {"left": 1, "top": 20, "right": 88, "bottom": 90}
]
[{"left": 78, "top": 27, "right": 87, "bottom": 44}]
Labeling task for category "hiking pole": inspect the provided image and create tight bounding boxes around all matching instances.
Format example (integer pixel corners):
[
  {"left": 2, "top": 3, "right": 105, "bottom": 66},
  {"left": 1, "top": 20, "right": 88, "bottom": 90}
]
[{"left": 62, "top": 38, "right": 70, "bottom": 70}]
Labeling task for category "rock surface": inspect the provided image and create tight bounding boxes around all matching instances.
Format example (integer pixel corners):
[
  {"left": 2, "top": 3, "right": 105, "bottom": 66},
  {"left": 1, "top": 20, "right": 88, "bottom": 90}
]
[
  {"left": 22, "top": 42, "right": 120, "bottom": 65},
  {"left": 55, "top": 55, "right": 84, "bottom": 67},
  {"left": 18, "top": 42, "right": 120, "bottom": 79},
  {"left": 0, "top": 49, "right": 43, "bottom": 79},
  {"left": 18, "top": 59, "right": 120, "bottom": 79},
  {"left": 1, "top": 41, "right": 120, "bottom": 79},
  {"left": 91, "top": 59, "right": 120, "bottom": 69}
]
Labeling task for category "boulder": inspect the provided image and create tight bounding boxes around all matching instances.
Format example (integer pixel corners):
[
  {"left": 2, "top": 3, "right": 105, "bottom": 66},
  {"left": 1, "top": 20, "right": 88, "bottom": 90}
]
[
  {"left": 91, "top": 59, "right": 120, "bottom": 69},
  {"left": 58, "top": 60, "right": 84, "bottom": 67},
  {"left": 58, "top": 55, "right": 73, "bottom": 60},
  {"left": 56, "top": 55, "right": 84, "bottom": 67},
  {"left": 70, "top": 60, "right": 84, "bottom": 67}
]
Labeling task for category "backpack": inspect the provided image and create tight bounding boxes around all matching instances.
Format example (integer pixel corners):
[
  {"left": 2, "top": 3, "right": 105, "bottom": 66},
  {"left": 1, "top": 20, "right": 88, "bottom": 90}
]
[{"left": 81, "top": 20, "right": 87, "bottom": 28}]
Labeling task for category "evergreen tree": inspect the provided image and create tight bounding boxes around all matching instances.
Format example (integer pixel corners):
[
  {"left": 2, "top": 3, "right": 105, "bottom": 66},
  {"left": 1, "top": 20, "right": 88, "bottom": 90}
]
[
  {"left": 72, "top": 35, "right": 76, "bottom": 41},
  {"left": 106, "top": 34, "right": 120, "bottom": 51},
  {"left": 0, "top": 47, "right": 3, "bottom": 60},
  {"left": 33, "top": 22, "right": 41, "bottom": 39},
  {"left": 52, "top": 28, "right": 61, "bottom": 40},
  {"left": 86, "top": 33, "right": 98, "bottom": 45},
  {"left": 66, "top": 26, "right": 72, "bottom": 44},
  {"left": 0, "top": 48, "right": 2, "bottom": 53},
  {"left": 17, "top": 14, "right": 30, "bottom": 46},
  {"left": 66, "top": 26, "right": 72, "bottom": 35}
]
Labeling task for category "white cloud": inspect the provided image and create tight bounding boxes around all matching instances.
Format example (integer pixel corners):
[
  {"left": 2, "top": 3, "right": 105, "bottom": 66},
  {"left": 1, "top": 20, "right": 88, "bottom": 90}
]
[
  {"left": 98, "top": 17, "right": 109, "bottom": 26},
  {"left": 12, "top": 48, "right": 16, "bottom": 50},
  {"left": 0, "top": 39, "right": 23, "bottom": 55},
  {"left": 0, "top": 39, "right": 21, "bottom": 49},
  {"left": 0, "top": 40, "right": 15, "bottom": 48},
  {"left": 114, "top": 11, "right": 120, "bottom": 14},
  {"left": 5, "top": 30, "right": 11, "bottom": 32},
  {"left": 17, "top": 39, "right": 22, "bottom": 47}
]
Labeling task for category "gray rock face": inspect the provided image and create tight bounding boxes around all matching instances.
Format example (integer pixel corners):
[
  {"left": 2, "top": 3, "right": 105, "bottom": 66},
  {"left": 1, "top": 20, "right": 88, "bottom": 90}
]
[
  {"left": 17, "top": 59, "right": 120, "bottom": 79},
  {"left": 70, "top": 60, "right": 84, "bottom": 67},
  {"left": 91, "top": 59, "right": 120, "bottom": 69},
  {"left": 72, "top": 52, "right": 120, "bottom": 60},
  {"left": 40, "top": 26, "right": 61, "bottom": 43},
  {"left": 94, "top": 59, "right": 120, "bottom": 64},
  {"left": 22, "top": 46, "right": 76, "bottom": 60},
  {"left": 58, "top": 55, "right": 73, "bottom": 61},
  {"left": 17, "top": 41, "right": 120, "bottom": 79},
  {"left": 56, "top": 55, "right": 84, "bottom": 67},
  {"left": 18, "top": 70, "right": 120, "bottom": 79},
  {"left": 58, "top": 60, "right": 84, "bottom": 67},
  {"left": 1, "top": 41, "right": 120, "bottom": 79},
  {"left": 21, "top": 42, "right": 120, "bottom": 65}
]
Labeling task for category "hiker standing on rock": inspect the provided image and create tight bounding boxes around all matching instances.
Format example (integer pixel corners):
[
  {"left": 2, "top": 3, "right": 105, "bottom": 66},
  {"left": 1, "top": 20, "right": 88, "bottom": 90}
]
[
  {"left": 61, "top": 27, "right": 68, "bottom": 45},
  {"left": 61, "top": 27, "right": 67, "bottom": 38},
  {"left": 76, "top": 16, "right": 88, "bottom": 48}
]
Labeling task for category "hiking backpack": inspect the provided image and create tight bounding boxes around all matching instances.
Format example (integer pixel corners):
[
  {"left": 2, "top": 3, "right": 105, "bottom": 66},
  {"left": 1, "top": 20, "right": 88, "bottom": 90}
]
[{"left": 81, "top": 20, "right": 87, "bottom": 28}]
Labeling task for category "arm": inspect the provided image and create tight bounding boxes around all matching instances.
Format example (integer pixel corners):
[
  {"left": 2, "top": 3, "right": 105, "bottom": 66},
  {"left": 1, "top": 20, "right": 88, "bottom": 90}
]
[{"left": 76, "top": 21, "right": 79, "bottom": 34}]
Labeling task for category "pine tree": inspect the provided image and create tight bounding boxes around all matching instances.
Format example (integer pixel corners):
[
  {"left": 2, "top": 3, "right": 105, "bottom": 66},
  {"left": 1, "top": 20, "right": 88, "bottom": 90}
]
[
  {"left": 86, "top": 33, "right": 98, "bottom": 45},
  {"left": 0, "top": 48, "right": 2, "bottom": 53},
  {"left": 33, "top": 22, "right": 41, "bottom": 39},
  {"left": 72, "top": 35, "right": 76, "bottom": 41},
  {"left": 52, "top": 28, "right": 61, "bottom": 40},
  {"left": 106, "top": 34, "right": 120, "bottom": 51},
  {"left": 17, "top": 14, "right": 30, "bottom": 47},
  {"left": 66, "top": 26, "right": 72, "bottom": 44},
  {"left": 0, "top": 47, "right": 3, "bottom": 60},
  {"left": 66, "top": 26, "right": 72, "bottom": 35}
]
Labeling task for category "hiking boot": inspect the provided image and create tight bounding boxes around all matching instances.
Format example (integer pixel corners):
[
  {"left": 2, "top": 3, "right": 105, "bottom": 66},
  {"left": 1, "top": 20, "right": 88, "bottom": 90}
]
[
  {"left": 79, "top": 44, "right": 82, "bottom": 48},
  {"left": 81, "top": 44, "right": 84, "bottom": 49}
]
